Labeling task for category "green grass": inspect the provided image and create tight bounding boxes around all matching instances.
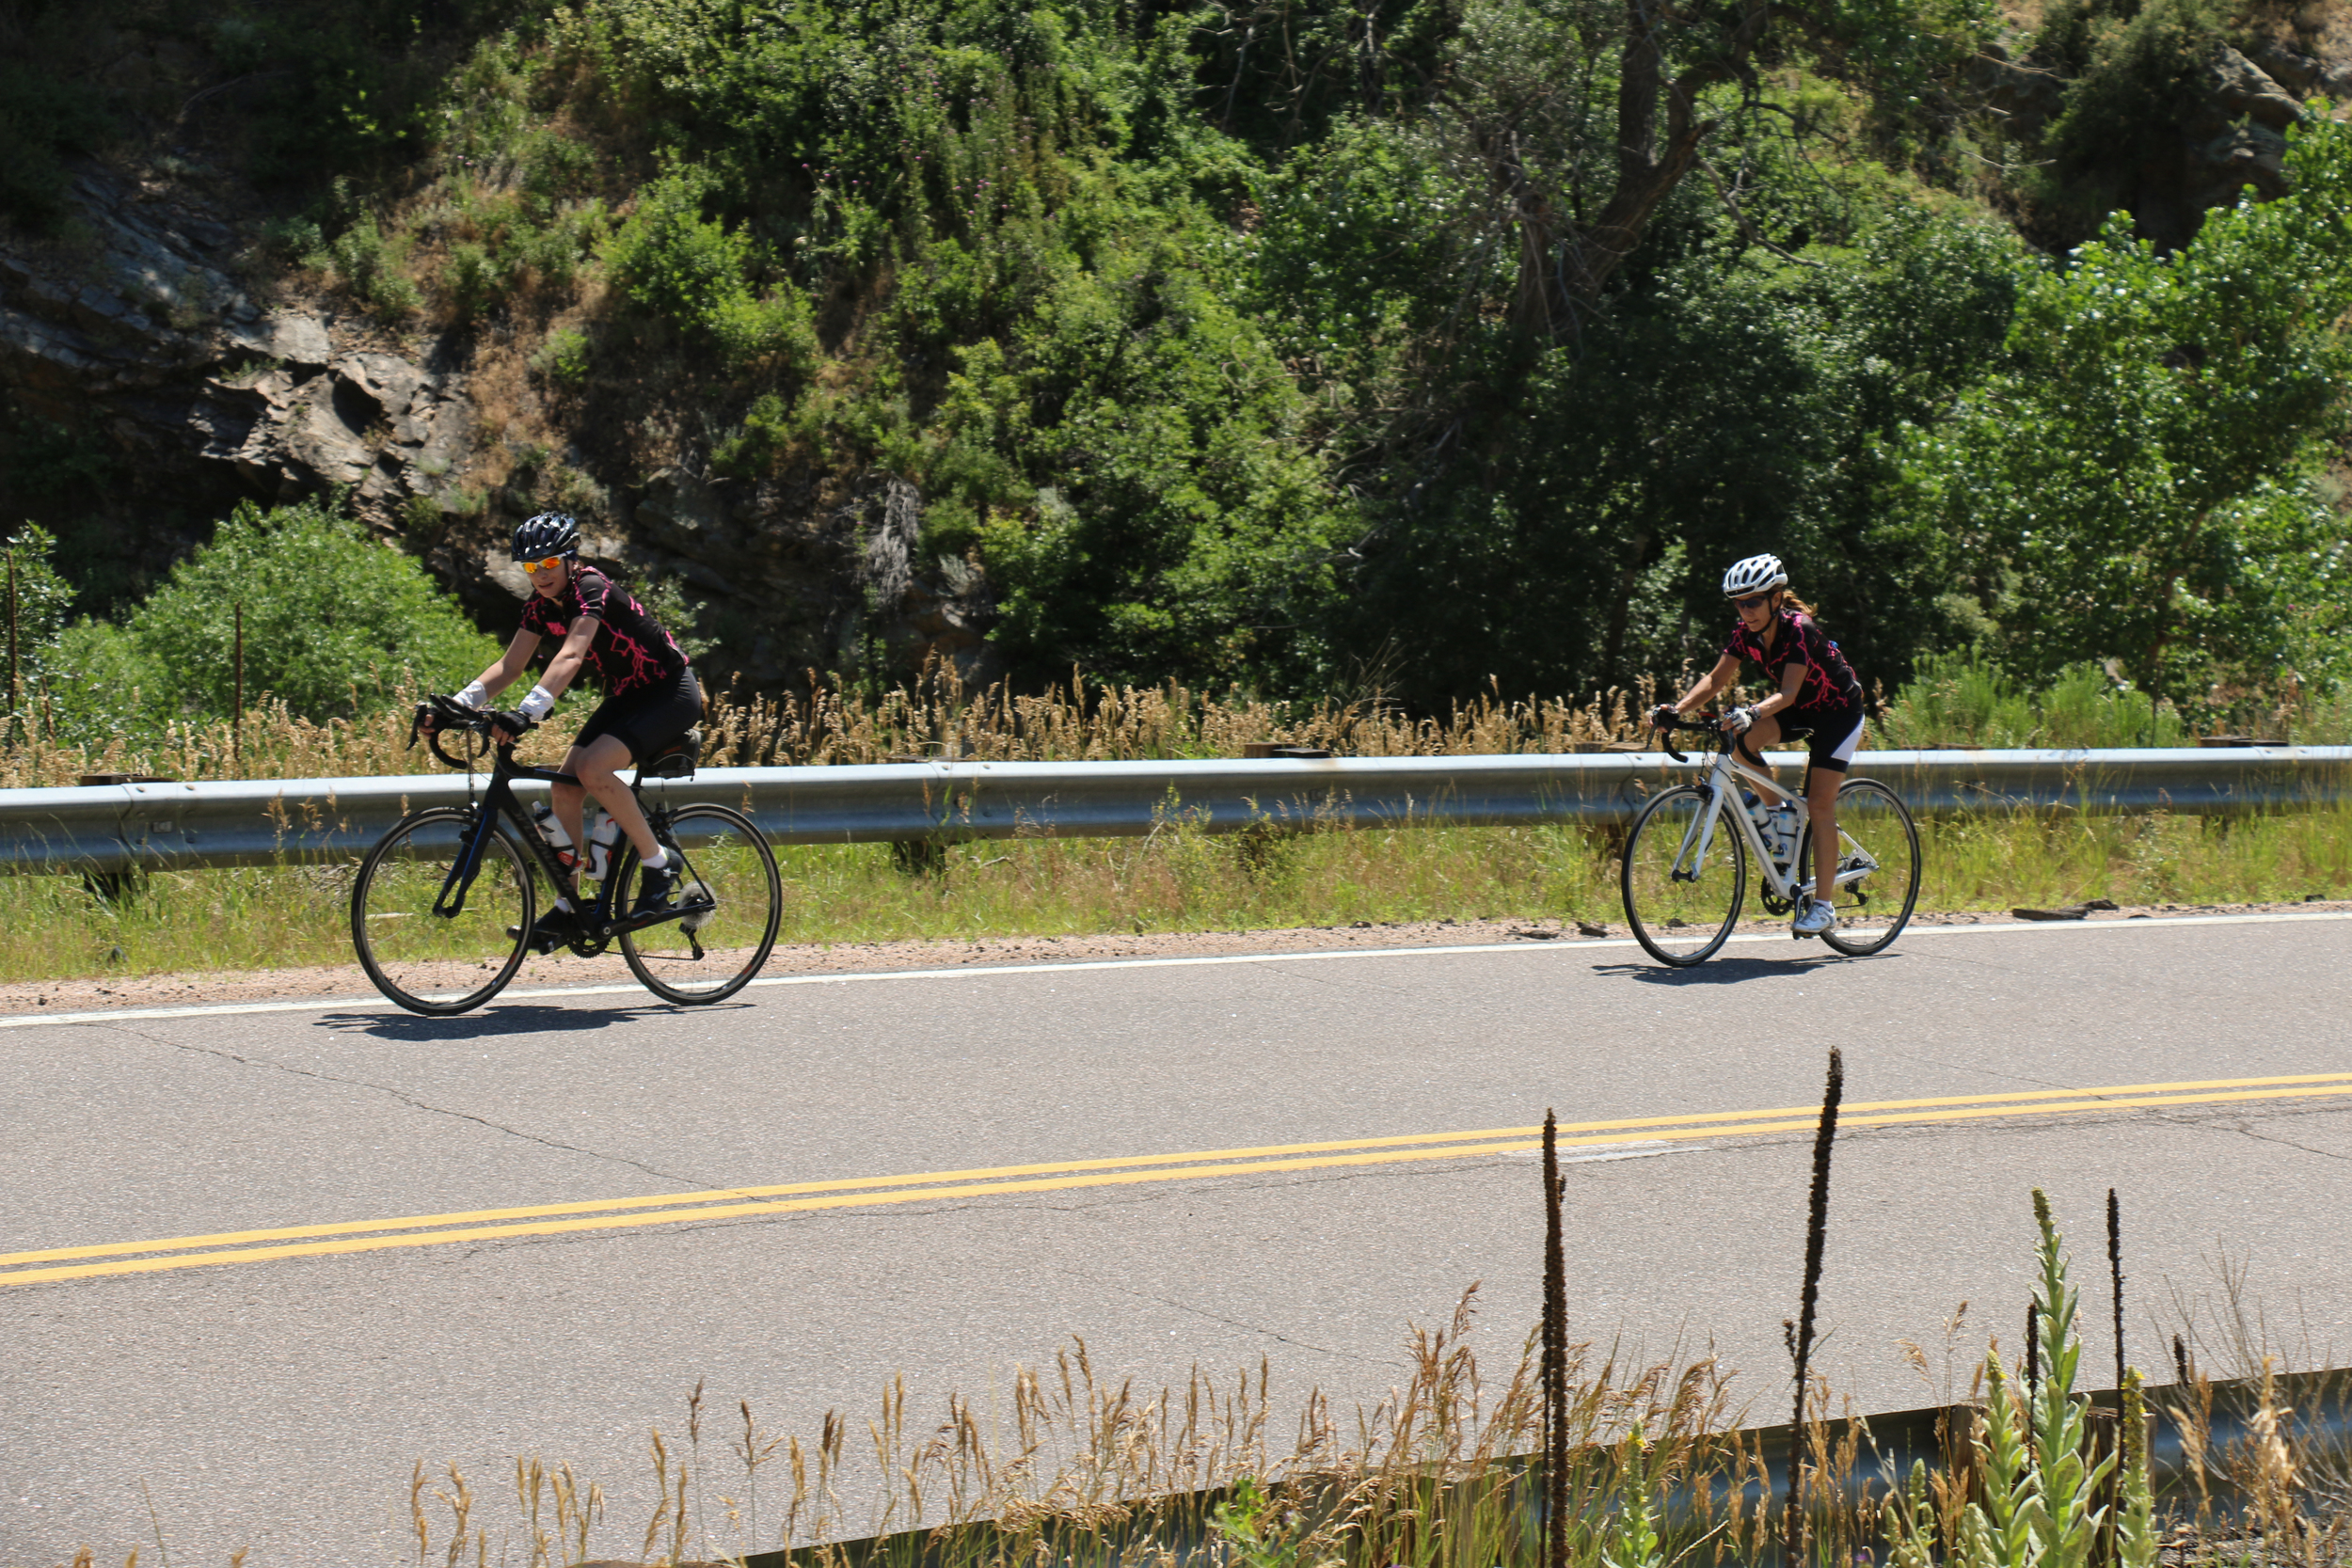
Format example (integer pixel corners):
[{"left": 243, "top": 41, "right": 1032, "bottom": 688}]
[{"left": 11, "top": 805, "right": 2347, "bottom": 984}]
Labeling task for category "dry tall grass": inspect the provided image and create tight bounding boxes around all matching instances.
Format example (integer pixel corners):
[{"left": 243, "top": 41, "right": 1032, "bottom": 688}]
[
  {"left": 40, "top": 1200, "right": 2352, "bottom": 1568},
  {"left": 386, "top": 1291, "right": 1756, "bottom": 1568},
  {"left": 0, "top": 663, "right": 2342, "bottom": 984},
  {"left": 0, "top": 666, "right": 1677, "bottom": 788},
  {"left": 363, "top": 1276, "right": 2352, "bottom": 1568},
  {"left": 8, "top": 658, "right": 2347, "bottom": 789}
]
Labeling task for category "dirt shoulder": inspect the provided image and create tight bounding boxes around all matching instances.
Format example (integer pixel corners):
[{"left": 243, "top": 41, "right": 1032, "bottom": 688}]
[{"left": 0, "top": 899, "right": 2344, "bottom": 1017}]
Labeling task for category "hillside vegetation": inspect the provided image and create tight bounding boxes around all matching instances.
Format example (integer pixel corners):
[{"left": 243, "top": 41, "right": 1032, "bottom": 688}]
[{"left": 1, "top": 0, "right": 2349, "bottom": 729}]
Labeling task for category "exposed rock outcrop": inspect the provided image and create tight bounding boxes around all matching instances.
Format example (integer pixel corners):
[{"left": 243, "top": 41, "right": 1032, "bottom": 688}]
[
  {"left": 0, "top": 165, "right": 997, "bottom": 687},
  {"left": 0, "top": 168, "right": 472, "bottom": 531}
]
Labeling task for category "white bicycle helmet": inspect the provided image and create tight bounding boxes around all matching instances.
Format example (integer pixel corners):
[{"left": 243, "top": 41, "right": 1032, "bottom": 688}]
[{"left": 1722, "top": 553, "right": 1788, "bottom": 599}]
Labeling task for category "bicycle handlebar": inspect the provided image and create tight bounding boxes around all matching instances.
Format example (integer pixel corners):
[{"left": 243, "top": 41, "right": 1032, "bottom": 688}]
[
  {"left": 411, "top": 693, "right": 522, "bottom": 771},
  {"left": 1647, "top": 712, "right": 1728, "bottom": 766}
]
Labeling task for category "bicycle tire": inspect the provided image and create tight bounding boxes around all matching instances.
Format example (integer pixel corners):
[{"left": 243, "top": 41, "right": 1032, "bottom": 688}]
[
  {"left": 1802, "top": 778, "right": 1921, "bottom": 958},
  {"left": 1621, "top": 784, "right": 1747, "bottom": 967},
  {"left": 617, "top": 802, "right": 783, "bottom": 1004},
  {"left": 351, "top": 806, "right": 534, "bottom": 1016}
]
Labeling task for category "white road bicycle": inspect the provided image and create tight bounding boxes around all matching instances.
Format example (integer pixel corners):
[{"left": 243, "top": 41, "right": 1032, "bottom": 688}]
[{"left": 1619, "top": 713, "right": 1921, "bottom": 967}]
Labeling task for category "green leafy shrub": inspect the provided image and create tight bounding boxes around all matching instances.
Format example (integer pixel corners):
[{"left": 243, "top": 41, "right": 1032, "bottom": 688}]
[
  {"left": 602, "top": 168, "right": 816, "bottom": 370},
  {"left": 123, "top": 499, "right": 501, "bottom": 722},
  {"left": 2038, "top": 0, "right": 2229, "bottom": 187},
  {"left": 1906, "top": 119, "right": 2352, "bottom": 706},
  {"left": 326, "top": 218, "right": 423, "bottom": 320},
  {"left": 604, "top": 168, "right": 755, "bottom": 325},
  {"left": 531, "top": 328, "right": 595, "bottom": 387}
]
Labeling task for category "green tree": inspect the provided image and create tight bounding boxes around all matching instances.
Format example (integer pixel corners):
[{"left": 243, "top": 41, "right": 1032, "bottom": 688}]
[
  {"left": 1341, "top": 206, "right": 2025, "bottom": 705},
  {"left": 125, "top": 499, "right": 501, "bottom": 722},
  {"left": 1906, "top": 119, "right": 2352, "bottom": 708}
]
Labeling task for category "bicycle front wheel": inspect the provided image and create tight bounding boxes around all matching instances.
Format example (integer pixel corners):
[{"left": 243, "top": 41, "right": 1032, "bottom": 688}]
[
  {"left": 1622, "top": 784, "right": 1747, "bottom": 967},
  {"left": 350, "top": 807, "right": 533, "bottom": 1016},
  {"left": 618, "top": 803, "right": 783, "bottom": 1004},
  {"left": 1802, "top": 778, "right": 1921, "bottom": 958}
]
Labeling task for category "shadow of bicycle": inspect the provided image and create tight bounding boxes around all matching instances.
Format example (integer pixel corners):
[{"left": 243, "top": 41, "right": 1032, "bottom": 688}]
[
  {"left": 319, "top": 1001, "right": 750, "bottom": 1040},
  {"left": 1591, "top": 951, "right": 1897, "bottom": 985}
]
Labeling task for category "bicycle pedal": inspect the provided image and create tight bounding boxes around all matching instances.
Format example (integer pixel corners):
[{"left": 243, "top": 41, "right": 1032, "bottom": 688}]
[{"left": 507, "top": 923, "right": 563, "bottom": 957}]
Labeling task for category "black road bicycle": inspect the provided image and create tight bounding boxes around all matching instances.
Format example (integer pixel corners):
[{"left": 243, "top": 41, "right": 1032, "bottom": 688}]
[
  {"left": 349, "top": 694, "right": 783, "bottom": 1015},
  {"left": 1619, "top": 712, "right": 1921, "bottom": 967}
]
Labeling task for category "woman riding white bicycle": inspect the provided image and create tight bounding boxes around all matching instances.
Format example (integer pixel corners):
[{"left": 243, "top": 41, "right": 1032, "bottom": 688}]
[
  {"left": 1652, "top": 553, "right": 1867, "bottom": 937},
  {"left": 434, "top": 512, "right": 702, "bottom": 951}
]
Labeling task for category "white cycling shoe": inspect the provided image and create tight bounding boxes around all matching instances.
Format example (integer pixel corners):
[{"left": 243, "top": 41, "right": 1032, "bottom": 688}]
[{"left": 1792, "top": 898, "right": 1836, "bottom": 937}]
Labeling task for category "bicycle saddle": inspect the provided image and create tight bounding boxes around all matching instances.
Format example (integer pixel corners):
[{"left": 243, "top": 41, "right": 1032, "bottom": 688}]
[{"left": 641, "top": 728, "right": 702, "bottom": 780}]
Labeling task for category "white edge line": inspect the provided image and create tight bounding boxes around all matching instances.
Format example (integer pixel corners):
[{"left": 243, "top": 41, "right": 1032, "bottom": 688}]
[{"left": 5, "top": 910, "right": 2347, "bottom": 1030}]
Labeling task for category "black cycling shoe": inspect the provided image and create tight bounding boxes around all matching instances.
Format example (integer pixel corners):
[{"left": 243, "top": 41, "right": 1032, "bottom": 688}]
[
  {"left": 508, "top": 905, "right": 580, "bottom": 955},
  {"left": 629, "top": 862, "right": 680, "bottom": 920}
]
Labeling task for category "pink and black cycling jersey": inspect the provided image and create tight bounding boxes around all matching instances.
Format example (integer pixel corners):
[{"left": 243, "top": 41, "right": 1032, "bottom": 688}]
[
  {"left": 1723, "top": 609, "right": 1862, "bottom": 719},
  {"left": 518, "top": 565, "right": 688, "bottom": 696}
]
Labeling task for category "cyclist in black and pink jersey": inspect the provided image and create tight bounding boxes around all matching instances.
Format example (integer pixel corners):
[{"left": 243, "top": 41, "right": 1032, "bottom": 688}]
[
  {"left": 1653, "top": 553, "right": 1867, "bottom": 938},
  {"left": 437, "top": 513, "right": 703, "bottom": 951}
]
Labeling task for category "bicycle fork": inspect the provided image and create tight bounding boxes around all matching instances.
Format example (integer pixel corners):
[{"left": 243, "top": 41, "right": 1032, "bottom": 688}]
[
  {"left": 1670, "top": 788, "right": 1732, "bottom": 882},
  {"left": 431, "top": 806, "right": 502, "bottom": 921}
]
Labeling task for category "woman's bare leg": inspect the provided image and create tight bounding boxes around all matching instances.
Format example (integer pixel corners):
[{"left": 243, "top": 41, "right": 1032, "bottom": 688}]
[{"left": 1806, "top": 767, "right": 1842, "bottom": 906}]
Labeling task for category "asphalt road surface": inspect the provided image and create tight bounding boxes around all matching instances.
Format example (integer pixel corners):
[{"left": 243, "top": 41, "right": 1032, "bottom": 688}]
[{"left": 5, "top": 912, "right": 2348, "bottom": 1567}]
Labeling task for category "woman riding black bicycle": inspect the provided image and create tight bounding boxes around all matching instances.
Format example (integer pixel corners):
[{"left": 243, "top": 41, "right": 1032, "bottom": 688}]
[
  {"left": 435, "top": 512, "right": 701, "bottom": 950},
  {"left": 1652, "top": 553, "right": 1867, "bottom": 938}
]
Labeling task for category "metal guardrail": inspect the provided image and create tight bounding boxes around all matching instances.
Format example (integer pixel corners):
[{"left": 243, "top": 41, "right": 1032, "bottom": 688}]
[{"left": 0, "top": 746, "right": 2343, "bottom": 874}]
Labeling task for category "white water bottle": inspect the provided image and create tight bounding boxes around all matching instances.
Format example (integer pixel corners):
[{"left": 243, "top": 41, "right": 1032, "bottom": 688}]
[
  {"left": 585, "top": 808, "right": 623, "bottom": 880},
  {"left": 1768, "top": 802, "right": 1800, "bottom": 865},
  {"left": 531, "top": 802, "right": 578, "bottom": 874}
]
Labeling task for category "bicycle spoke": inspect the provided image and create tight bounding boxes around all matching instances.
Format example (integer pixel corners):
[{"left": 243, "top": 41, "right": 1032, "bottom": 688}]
[
  {"left": 1815, "top": 778, "right": 1920, "bottom": 958},
  {"left": 1622, "top": 785, "right": 1745, "bottom": 966},
  {"left": 620, "top": 804, "right": 782, "bottom": 1003},
  {"left": 351, "top": 809, "right": 532, "bottom": 1015}
]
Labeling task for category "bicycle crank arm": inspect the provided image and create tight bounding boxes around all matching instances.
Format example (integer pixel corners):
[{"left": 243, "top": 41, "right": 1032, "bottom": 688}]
[{"left": 609, "top": 897, "right": 718, "bottom": 936}]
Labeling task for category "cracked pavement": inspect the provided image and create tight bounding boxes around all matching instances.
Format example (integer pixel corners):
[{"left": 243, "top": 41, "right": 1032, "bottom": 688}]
[{"left": 4, "top": 916, "right": 2350, "bottom": 1566}]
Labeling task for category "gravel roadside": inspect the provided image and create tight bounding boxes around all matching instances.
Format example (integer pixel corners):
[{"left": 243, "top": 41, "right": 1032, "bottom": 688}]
[{"left": 0, "top": 899, "right": 2342, "bottom": 1016}]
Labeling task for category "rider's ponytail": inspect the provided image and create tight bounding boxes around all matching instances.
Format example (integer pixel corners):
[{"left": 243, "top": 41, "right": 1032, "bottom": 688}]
[{"left": 1778, "top": 589, "right": 1821, "bottom": 623}]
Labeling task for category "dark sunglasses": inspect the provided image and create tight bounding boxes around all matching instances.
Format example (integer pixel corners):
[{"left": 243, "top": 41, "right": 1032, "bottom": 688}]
[{"left": 1731, "top": 592, "right": 1773, "bottom": 610}]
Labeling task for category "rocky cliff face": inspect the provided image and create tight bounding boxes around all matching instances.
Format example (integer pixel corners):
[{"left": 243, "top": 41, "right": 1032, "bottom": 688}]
[
  {"left": 0, "top": 169, "right": 472, "bottom": 518},
  {"left": 0, "top": 164, "right": 999, "bottom": 688}
]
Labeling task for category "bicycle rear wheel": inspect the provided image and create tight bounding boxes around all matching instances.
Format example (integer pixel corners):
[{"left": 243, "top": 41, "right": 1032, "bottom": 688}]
[
  {"left": 1622, "top": 784, "right": 1747, "bottom": 967},
  {"left": 351, "top": 807, "right": 533, "bottom": 1015},
  {"left": 1802, "top": 778, "right": 1921, "bottom": 958},
  {"left": 618, "top": 803, "right": 783, "bottom": 1004}
]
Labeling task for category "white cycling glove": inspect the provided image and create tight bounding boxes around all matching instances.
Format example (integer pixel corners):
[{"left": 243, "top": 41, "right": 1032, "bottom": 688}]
[
  {"left": 1724, "top": 705, "right": 1756, "bottom": 736},
  {"left": 455, "top": 680, "right": 489, "bottom": 709},
  {"left": 517, "top": 684, "right": 556, "bottom": 722}
]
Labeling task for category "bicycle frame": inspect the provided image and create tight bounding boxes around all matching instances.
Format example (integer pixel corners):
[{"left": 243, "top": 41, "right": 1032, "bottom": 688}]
[
  {"left": 424, "top": 728, "right": 677, "bottom": 945},
  {"left": 1666, "top": 736, "right": 1871, "bottom": 905}
]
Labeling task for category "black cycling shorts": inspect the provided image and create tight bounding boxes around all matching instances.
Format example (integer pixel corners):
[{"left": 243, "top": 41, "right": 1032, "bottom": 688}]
[
  {"left": 571, "top": 666, "right": 702, "bottom": 764},
  {"left": 1786, "top": 703, "right": 1867, "bottom": 775},
  {"left": 1739, "top": 701, "right": 1867, "bottom": 776}
]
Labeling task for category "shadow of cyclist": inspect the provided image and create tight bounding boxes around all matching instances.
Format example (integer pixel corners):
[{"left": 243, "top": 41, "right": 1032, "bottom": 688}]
[
  {"left": 318, "top": 1002, "right": 747, "bottom": 1040},
  {"left": 1590, "top": 953, "right": 1889, "bottom": 985}
]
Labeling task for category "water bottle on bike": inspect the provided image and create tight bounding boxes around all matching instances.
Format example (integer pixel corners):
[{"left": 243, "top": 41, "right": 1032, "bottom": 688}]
[
  {"left": 1766, "top": 800, "right": 1800, "bottom": 869},
  {"left": 583, "top": 808, "right": 624, "bottom": 881},
  {"left": 530, "top": 802, "right": 579, "bottom": 877}
]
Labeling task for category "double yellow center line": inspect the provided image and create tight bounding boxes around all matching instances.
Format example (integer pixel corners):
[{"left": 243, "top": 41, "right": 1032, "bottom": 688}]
[{"left": 8, "top": 1071, "right": 2350, "bottom": 1288}]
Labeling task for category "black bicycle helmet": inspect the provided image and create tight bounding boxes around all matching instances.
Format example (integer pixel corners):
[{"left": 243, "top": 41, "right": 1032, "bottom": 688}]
[{"left": 511, "top": 512, "right": 580, "bottom": 562}]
